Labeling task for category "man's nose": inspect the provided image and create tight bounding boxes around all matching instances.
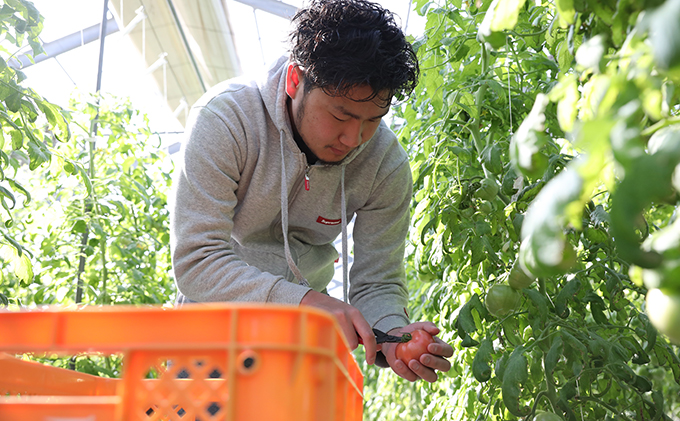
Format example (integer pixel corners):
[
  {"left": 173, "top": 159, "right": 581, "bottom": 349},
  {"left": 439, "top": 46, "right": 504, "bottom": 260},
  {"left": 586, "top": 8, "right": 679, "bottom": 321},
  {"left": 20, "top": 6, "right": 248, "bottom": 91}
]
[{"left": 339, "top": 120, "right": 363, "bottom": 148}]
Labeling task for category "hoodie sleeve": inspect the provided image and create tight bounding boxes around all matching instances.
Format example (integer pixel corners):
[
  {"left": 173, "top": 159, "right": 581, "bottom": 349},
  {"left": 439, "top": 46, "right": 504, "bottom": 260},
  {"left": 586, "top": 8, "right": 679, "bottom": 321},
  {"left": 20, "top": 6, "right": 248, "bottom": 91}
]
[
  {"left": 171, "top": 101, "right": 311, "bottom": 305},
  {"left": 349, "top": 153, "right": 412, "bottom": 333}
]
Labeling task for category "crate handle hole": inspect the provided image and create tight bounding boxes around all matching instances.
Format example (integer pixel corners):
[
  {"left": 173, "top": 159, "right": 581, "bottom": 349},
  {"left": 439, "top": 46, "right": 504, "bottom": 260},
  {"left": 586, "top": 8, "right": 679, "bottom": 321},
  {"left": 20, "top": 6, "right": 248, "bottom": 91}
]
[{"left": 237, "top": 350, "right": 259, "bottom": 375}]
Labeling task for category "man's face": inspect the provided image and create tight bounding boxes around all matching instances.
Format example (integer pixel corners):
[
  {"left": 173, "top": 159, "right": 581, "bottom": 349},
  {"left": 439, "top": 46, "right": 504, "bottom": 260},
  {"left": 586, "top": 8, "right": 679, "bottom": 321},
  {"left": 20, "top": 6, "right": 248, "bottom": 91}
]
[{"left": 286, "top": 64, "right": 390, "bottom": 163}]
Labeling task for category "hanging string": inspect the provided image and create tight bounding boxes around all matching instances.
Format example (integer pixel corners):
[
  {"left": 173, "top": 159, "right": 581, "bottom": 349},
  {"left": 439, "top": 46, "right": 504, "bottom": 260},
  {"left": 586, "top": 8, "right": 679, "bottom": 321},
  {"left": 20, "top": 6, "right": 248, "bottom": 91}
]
[
  {"left": 506, "top": 38, "right": 513, "bottom": 135},
  {"left": 142, "top": 10, "right": 146, "bottom": 61},
  {"left": 252, "top": 8, "right": 266, "bottom": 65},
  {"left": 163, "top": 58, "right": 167, "bottom": 101},
  {"left": 404, "top": 0, "right": 413, "bottom": 33}
]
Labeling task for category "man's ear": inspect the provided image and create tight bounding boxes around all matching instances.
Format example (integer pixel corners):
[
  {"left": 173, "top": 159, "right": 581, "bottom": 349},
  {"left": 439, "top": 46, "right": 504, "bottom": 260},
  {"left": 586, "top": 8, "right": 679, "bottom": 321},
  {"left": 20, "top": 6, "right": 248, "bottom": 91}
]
[{"left": 286, "top": 63, "right": 302, "bottom": 99}]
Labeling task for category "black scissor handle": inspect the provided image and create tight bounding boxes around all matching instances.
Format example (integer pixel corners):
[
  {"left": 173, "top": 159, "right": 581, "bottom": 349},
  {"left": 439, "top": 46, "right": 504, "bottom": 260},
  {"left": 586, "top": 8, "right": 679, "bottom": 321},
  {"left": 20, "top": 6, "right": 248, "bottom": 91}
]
[{"left": 373, "top": 328, "right": 412, "bottom": 344}]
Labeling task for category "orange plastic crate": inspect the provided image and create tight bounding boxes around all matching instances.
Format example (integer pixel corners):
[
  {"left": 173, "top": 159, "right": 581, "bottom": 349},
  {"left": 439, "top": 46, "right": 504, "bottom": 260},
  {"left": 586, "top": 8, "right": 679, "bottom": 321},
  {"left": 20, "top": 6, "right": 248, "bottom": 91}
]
[{"left": 0, "top": 304, "right": 364, "bottom": 421}]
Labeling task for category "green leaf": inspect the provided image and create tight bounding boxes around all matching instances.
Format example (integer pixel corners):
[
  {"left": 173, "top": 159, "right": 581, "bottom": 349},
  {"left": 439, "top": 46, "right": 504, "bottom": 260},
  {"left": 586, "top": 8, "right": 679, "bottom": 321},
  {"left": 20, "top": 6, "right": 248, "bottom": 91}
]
[
  {"left": 556, "top": 0, "right": 575, "bottom": 25},
  {"left": 555, "top": 76, "right": 579, "bottom": 133},
  {"left": 610, "top": 130, "right": 680, "bottom": 268},
  {"left": 524, "top": 289, "right": 549, "bottom": 323},
  {"left": 5, "top": 92, "right": 21, "bottom": 113},
  {"left": 8, "top": 179, "right": 31, "bottom": 206},
  {"left": 545, "top": 336, "right": 563, "bottom": 376},
  {"left": 470, "top": 236, "right": 486, "bottom": 266},
  {"left": 1, "top": 232, "right": 23, "bottom": 257},
  {"left": 10, "top": 130, "right": 23, "bottom": 150},
  {"left": 0, "top": 186, "right": 16, "bottom": 209},
  {"left": 71, "top": 219, "right": 87, "bottom": 234},
  {"left": 611, "top": 362, "right": 637, "bottom": 384},
  {"left": 472, "top": 338, "right": 493, "bottom": 382},
  {"left": 14, "top": 252, "right": 33, "bottom": 283},
  {"left": 575, "top": 35, "right": 606, "bottom": 73},
  {"left": 652, "top": 391, "right": 664, "bottom": 421},
  {"left": 652, "top": 342, "right": 680, "bottom": 384},
  {"left": 556, "top": 39, "right": 574, "bottom": 73},
  {"left": 78, "top": 164, "right": 93, "bottom": 196},
  {"left": 519, "top": 170, "right": 582, "bottom": 277},
  {"left": 501, "top": 346, "right": 531, "bottom": 417},
  {"left": 554, "top": 278, "right": 581, "bottom": 318},
  {"left": 561, "top": 330, "right": 588, "bottom": 360},
  {"left": 27, "top": 139, "right": 50, "bottom": 170},
  {"left": 477, "top": 0, "right": 526, "bottom": 49},
  {"left": 0, "top": 111, "right": 21, "bottom": 130},
  {"left": 455, "top": 294, "right": 481, "bottom": 336},
  {"left": 583, "top": 291, "right": 608, "bottom": 324},
  {"left": 489, "top": 0, "right": 527, "bottom": 32},
  {"left": 559, "top": 378, "right": 577, "bottom": 400},
  {"left": 590, "top": 205, "right": 610, "bottom": 225},
  {"left": 481, "top": 144, "right": 503, "bottom": 175},
  {"left": 643, "top": 314, "right": 658, "bottom": 353},
  {"left": 461, "top": 334, "right": 480, "bottom": 347},
  {"left": 510, "top": 94, "right": 550, "bottom": 179}
]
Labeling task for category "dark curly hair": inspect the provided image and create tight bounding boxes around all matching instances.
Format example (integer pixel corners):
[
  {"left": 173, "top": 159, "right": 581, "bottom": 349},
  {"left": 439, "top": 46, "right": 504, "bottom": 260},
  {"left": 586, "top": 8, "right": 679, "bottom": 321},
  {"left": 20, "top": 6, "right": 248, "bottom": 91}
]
[{"left": 289, "top": 0, "right": 419, "bottom": 104}]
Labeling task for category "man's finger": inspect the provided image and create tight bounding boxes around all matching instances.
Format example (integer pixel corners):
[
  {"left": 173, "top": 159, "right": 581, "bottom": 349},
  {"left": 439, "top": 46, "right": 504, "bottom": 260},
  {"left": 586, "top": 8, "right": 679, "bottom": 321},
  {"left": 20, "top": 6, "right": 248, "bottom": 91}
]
[
  {"left": 428, "top": 340, "right": 454, "bottom": 358},
  {"left": 355, "top": 319, "right": 377, "bottom": 365},
  {"left": 408, "top": 359, "right": 438, "bottom": 383},
  {"left": 420, "top": 353, "right": 452, "bottom": 373},
  {"left": 392, "top": 358, "right": 418, "bottom": 382}
]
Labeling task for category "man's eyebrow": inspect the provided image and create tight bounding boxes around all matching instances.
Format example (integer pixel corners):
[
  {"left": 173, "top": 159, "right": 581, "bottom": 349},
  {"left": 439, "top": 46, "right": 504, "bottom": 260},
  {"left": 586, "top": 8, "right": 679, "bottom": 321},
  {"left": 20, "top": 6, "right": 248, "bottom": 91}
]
[{"left": 334, "top": 105, "right": 390, "bottom": 120}]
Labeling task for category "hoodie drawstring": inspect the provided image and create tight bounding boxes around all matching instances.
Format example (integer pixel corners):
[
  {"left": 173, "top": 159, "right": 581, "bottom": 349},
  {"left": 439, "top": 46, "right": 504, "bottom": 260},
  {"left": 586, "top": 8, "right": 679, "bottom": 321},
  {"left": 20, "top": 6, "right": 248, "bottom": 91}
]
[
  {"left": 340, "top": 166, "right": 349, "bottom": 303},
  {"left": 279, "top": 130, "right": 350, "bottom": 303},
  {"left": 280, "top": 130, "right": 310, "bottom": 288}
]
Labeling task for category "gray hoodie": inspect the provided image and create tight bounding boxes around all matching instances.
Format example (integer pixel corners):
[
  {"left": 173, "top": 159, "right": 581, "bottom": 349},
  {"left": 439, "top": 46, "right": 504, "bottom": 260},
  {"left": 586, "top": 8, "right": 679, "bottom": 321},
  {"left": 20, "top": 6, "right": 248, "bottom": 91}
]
[{"left": 171, "top": 56, "right": 411, "bottom": 333}]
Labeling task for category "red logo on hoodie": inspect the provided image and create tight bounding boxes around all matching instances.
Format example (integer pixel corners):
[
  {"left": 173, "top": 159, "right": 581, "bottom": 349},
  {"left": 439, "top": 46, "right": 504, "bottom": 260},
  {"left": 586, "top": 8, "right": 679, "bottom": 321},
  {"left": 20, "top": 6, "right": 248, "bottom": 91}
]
[{"left": 316, "top": 216, "right": 341, "bottom": 226}]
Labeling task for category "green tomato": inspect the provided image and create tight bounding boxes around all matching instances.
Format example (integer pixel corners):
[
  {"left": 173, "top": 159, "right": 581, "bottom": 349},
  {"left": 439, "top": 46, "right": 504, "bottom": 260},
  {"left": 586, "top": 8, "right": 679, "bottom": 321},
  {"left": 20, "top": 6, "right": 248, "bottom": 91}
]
[
  {"left": 485, "top": 284, "right": 521, "bottom": 317},
  {"left": 584, "top": 226, "right": 609, "bottom": 244},
  {"left": 475, "top": 178, "right": 499, "bottom": 201},
  {"left": 482, "top": 144, "right": 503, "bottom": 175},
  {"left": 479, "top": 200, "right": 494, "bottom": 215},
  {"left": 646, "top": 288, "right": 680, "bottom": 345},
  {"left": 501, "top": 167, "right": 519, "bottom": 196},
  {"left": 508, "top": 262, "right": 536, "bottom": 290},
  {"left": 534, "top": 411, "right": 562, "bottom": 421},
  {"left": 512, "top": 214, "right": 524, "bottom": 238},
  {"left": 640, "top": 219, "right": 680, "bottom": 290}
]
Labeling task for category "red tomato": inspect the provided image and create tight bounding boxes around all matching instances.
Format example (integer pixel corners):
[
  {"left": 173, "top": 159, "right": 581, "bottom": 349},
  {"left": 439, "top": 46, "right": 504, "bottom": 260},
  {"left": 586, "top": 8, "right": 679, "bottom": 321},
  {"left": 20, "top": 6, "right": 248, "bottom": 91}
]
[{"left": 395, "top": 329, "right": 435, "bottom": 362}]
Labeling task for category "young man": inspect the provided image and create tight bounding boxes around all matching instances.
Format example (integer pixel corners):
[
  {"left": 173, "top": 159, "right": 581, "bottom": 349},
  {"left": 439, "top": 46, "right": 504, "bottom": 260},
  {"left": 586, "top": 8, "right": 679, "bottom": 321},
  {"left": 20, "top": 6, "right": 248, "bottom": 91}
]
[{"left": 170, "top": 0, "right": 452, "bottom": 382}]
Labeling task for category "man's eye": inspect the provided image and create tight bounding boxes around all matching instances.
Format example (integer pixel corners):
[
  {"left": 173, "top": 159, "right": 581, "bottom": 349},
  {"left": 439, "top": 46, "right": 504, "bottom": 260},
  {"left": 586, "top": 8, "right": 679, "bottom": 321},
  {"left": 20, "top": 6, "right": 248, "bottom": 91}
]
[{"left": 332, "top": 115, "right": 347, "bottom": 122}]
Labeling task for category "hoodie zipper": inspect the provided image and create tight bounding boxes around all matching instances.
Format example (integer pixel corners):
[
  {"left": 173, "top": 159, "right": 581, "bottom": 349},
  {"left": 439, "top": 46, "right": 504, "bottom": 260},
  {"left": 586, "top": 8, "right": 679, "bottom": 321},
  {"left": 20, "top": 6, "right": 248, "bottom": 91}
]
[{"left": 304, "top": 165, "right": 310, "bottom": 191}]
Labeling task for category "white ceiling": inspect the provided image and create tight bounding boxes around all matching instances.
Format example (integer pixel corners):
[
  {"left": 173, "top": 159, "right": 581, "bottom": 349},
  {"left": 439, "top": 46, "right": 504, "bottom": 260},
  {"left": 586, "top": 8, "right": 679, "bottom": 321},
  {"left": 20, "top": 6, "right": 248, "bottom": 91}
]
[{"left": 18, "top": 0, "right": 423, "bottom": 142}]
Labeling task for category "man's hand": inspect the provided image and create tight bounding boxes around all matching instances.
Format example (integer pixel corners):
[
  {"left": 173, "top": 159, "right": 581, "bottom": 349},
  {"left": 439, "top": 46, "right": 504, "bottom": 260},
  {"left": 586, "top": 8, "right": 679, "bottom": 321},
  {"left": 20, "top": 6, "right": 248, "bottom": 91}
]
[
  {"left": 381, "top": 322, "right": 453, "bottom": 383},
  {"left": 300, "top": 290, "right": 378, "bottom": 365}
]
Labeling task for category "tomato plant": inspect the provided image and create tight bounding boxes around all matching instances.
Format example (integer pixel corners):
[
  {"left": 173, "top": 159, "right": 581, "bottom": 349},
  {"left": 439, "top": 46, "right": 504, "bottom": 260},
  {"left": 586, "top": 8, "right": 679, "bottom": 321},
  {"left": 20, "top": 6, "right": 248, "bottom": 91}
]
[
  {"left": 395, "top": 329, "right": 435, "bottom": 362},
  {"left": 362, "top": 0, "right": 680, "bottom": 419}
]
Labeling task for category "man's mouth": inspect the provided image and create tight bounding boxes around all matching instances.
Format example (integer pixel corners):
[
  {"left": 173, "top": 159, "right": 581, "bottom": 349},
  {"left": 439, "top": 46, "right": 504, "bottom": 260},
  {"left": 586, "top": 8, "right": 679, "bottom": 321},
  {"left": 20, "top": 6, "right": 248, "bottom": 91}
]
[{"left": 329, "top": 146, "right": 350, "bottom": 156}]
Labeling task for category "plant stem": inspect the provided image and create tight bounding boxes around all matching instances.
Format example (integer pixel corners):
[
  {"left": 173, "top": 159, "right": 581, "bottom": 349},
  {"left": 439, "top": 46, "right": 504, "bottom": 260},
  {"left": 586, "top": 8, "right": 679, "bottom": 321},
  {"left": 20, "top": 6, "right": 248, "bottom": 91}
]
[{"left": 640, "top": 116, "right": 680, "bottom": 137}]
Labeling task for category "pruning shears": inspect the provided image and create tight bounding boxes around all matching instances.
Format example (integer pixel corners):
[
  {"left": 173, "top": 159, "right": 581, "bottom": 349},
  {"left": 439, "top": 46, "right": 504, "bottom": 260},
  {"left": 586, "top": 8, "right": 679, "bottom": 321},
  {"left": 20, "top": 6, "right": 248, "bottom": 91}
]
[{"left": 358, "top": 328, "right": 412, "bottom": 345}]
